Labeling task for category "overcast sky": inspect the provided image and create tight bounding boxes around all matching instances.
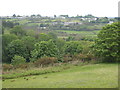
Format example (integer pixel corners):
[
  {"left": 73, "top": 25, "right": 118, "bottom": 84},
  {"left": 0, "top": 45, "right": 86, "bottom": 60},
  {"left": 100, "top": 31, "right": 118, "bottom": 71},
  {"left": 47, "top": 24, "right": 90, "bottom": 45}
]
[{"left": 0, "top": 0, "right": 119, "bottom": 17}]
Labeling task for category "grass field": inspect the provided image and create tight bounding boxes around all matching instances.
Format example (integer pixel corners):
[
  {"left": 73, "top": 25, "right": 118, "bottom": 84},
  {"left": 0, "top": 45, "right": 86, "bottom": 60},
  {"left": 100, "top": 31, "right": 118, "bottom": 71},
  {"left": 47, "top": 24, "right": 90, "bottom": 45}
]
[
  {"left": 57, "top": 30, "right": 99, "bottom": 35},
  {"left": 56, "top": 30, "right": 100, "bottom": 39},
  {"left": 2, "top": 63, "right": 118, "bottom": 88}
]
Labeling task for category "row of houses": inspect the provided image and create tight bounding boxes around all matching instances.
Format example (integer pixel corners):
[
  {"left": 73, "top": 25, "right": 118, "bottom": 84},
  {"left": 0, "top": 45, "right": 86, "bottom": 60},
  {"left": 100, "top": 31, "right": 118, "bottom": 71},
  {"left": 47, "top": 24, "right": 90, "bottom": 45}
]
[
  {"left": 52, "top": 22, "right": 82, "bottom": 25},
  {"left": 0, "top": 16, "right": 114, "bottom": 25}
]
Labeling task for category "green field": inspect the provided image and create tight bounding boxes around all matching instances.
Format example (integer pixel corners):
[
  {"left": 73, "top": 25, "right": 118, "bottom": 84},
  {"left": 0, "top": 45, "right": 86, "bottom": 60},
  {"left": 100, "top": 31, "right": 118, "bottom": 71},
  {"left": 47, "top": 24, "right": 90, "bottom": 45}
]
[
  {"left": 56, "top": 30, "right": 100, "bottom": 38},
  {"left": 57, "top": 30, "right": 99, "bottom": 34},
  {"left": 2, "top": 63, "right": 118, "bottom": 88}
]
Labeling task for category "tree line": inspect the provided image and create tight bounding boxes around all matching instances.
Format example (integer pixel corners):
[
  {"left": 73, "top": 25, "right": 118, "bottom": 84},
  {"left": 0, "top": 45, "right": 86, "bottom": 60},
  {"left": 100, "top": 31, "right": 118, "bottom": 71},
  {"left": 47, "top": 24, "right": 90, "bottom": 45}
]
[{"left": 2, "top": 22, "right": 120, "bottom": 66}]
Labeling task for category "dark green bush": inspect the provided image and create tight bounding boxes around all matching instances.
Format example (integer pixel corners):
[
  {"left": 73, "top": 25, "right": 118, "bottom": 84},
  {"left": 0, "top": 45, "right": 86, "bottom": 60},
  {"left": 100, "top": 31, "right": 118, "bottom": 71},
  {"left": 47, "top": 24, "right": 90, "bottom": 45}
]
[
  {"left": 31, "top": 40, "right": 59, "bottom": 62},
  {"left": 7, "top": 39, "right": 27, "bottom": 60}
]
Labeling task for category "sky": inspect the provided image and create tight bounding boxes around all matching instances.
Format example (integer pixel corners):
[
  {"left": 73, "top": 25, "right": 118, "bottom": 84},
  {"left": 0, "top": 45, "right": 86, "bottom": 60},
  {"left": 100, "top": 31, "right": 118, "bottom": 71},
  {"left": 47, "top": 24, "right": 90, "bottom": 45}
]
[{"left": 0, "top": 0, "right": 119, "bottom": 17}]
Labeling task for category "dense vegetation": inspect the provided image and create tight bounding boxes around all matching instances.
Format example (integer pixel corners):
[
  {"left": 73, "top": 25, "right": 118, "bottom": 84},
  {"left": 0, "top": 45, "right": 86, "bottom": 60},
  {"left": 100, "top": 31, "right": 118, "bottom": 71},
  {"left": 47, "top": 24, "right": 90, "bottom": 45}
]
[
  {"left": 2, "top": 16, "right": 119, "bottom": 64},
  {"left": 1, "top": 15, "right": 119, "bottom": 88},
  {"left": 93, "top": 22, "right": 120, "bottom": 62}
]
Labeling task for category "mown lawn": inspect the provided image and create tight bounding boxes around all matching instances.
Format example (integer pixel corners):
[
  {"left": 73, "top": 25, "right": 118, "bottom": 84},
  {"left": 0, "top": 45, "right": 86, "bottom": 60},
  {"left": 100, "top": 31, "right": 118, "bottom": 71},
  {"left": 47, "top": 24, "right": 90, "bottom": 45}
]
[{"left": 2, "top": 63, "right": 118, "bottom": 88}]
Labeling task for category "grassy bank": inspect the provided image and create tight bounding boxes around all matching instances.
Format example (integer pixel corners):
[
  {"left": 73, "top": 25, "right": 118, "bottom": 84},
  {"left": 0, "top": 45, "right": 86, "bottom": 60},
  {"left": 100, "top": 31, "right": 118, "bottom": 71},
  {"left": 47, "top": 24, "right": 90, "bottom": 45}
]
[{"left": 2, "top": 63, "right": 118, "bottom": 88}]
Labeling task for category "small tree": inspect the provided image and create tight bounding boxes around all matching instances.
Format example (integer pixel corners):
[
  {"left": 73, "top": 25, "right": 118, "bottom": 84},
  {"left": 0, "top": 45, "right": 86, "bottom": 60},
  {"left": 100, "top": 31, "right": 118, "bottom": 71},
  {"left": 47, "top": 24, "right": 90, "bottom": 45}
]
[
  {"left": 31, "top": 40, "right": 59, "bottom": 62},
  {"left": 2, "top": 34, "right": 18, "bottom": 63},
  {"left": 13, "top": 14, "right": 16, "bottom": 17},
  {"left": 12, "top": 55, "right": 26, "bottom": 66},
  {"left": 21, "top": 36, "right": 36, "bottom": 62},
  {"left": 7, "top": 39, "right": 27, "bottom": 61}
]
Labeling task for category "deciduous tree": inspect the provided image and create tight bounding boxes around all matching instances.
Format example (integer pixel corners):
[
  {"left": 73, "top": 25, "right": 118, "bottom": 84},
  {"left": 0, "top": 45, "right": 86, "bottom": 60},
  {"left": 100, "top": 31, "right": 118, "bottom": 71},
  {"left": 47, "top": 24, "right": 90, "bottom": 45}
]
[{"left": 93, "top": 22, "right": 120, "bottom": 62}]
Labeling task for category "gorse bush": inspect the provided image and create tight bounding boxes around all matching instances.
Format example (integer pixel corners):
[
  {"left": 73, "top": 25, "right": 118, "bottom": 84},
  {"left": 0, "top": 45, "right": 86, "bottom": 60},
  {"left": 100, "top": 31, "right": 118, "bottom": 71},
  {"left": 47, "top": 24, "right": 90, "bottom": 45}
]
[
  {"left": 76, "top": 53, "right": 94, "bottom": 61},
  {"left": 11, "top": 55, "right": 26, "bottom": 66},
  {"left": 34, "top": 57, "right": 57, "bottom": 67},
  {"left": 16, "top": 63, "right": 30, "bottom": 69},
  {"left": 3, "top": 64, "right": 13, "bottom": 71},
  {"left": 63, "top": 54, "right": 72, "bottom": 63}
]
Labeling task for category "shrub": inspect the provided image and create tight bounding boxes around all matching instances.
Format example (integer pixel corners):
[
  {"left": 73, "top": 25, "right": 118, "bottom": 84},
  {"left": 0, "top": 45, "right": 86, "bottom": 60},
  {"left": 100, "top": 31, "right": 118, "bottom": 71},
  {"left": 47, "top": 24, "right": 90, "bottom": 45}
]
[
  {"left": 75, "top": 54, "right": 86, "bottom": 61},
  {"left": 31, "top": 40, "right": 59, "bottom": 62},
  {"left": 11, "top": 55, "right": 26, "bottom": 66},
  {"left": 16, "top": 63, "right": 35, "bottom": 69},
  {"left": 34, "top": 57, "right": 57, "bottom": 67},
  {"left": 63, "top": 54, "right": 72, "bottom": 63},
  {"left": 3, "top": 64, "right": 13, "bottom": 71},
  {"left": 75, "top": 53, "right": 95, "bottom": 62},
  {"left": 86, "top": 53, "right": 95, "bottom": 61},
  {"left": 16, "top": 63, "right": 30, "bottom": 69}
]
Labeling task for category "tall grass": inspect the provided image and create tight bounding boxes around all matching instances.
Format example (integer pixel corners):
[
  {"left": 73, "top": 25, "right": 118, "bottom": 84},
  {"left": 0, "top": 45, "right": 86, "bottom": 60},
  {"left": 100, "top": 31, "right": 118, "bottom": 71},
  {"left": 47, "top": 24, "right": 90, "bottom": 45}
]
[{"left": 2, "top": 63, "right": 75, "bottom": 79}]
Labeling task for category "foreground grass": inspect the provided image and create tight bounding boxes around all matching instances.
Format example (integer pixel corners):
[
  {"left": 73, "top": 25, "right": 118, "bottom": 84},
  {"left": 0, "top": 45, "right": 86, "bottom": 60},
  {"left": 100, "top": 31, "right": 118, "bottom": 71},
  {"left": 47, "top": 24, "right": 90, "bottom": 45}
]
[
  {"left": 2, "top": 63, "right": 118, "bottom": 88},
  {"left": 2, "top": 63, "right": 75, "bottom": 79}
]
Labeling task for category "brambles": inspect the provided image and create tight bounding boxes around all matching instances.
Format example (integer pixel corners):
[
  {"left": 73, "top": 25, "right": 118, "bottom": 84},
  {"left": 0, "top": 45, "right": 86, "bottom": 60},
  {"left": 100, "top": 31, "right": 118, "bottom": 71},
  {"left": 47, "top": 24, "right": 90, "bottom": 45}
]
[
  {"left": 63, "top": 54, "right": 72, "bottom": 63},
  {"left": 3, "top": 64, "right": 13, "bottom": 71},
  {"left": 34, "top": 57, "right": 57, "bottom": 67},
  {"left": 75, "top": 53, "right": 95, "bottom": 62},
  {"left": 17, "top": 64, "right": 30, "bottom": 69}
]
